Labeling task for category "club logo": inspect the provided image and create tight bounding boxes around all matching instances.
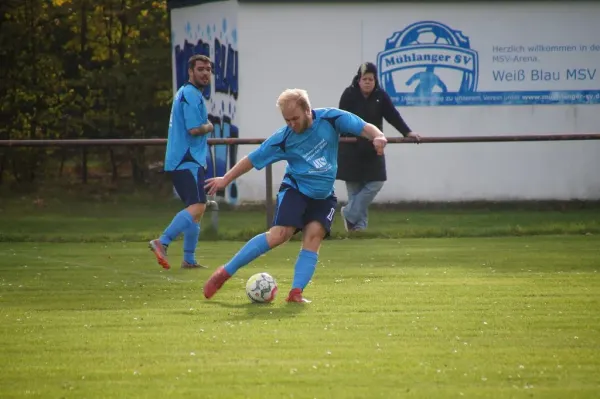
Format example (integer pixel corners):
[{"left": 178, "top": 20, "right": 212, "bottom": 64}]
[{"left": 377, "top": 21, "right": 479, "bottom": 105}]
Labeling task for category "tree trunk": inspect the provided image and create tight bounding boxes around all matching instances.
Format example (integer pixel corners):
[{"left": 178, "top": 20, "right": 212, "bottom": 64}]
[
  {"left": 58, "top": 149, "right": 66, "bottom": 177},
  {"left": 27, "top": 0, "right": 38, "bottom": 183},
  {"left": 0, "top": 151, "right": 6, "bottom": 185},
  {"left": 11, "top": 156, "right": 20, "bottom": 183},
  {"left": 81, "top": 148, "right": 88, "bottom": 184},
  {"left": 130, "top": 147, "right": 146, "bottom": 185},
  {"left": 109, "top": 147, "right": 118, "bottom": 181}
]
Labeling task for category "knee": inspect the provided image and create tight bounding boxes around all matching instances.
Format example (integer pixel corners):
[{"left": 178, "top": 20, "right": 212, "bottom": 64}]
[
  {"left": 266, "top": 226, "right": 294, "bottom": 247},
  {"left": 302, "top": 223, "right": 325, "bottom": 252},
  {"left": 303, "top": 235, "right": 323, "bottom": 252},
  {"left": 364, "top": 181, "right": 384, "bottom": 194},
  {"left": 186, "top": 203, "right": 206, "bottom": 222}
]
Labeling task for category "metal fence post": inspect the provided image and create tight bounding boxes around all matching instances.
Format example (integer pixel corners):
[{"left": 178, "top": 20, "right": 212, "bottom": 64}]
[{"left": 206, "top": 197, "right": 219, "bottom": 232}]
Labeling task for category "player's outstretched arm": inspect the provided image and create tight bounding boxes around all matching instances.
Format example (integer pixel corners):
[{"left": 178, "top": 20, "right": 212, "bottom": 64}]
[
  {"left": 205, "top": 156, "right": 254, "bottom": 195},
  {"left": 360, "top": 123, "right": 388, "bottom": 155}
]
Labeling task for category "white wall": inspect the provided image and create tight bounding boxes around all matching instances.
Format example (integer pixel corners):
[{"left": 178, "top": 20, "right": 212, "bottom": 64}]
[{"left": 235, "top": 1, "right": 600, "bottom": 202}]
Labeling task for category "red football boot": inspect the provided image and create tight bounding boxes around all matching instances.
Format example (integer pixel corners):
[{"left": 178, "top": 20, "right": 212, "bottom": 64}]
[
  {"left": 148, "top": 239, "right": 170, "bottom": 270},
  {"left": 203, "top": 266, "right": 231, "bottom": 299},
  {"left": 285, "top": 288, "right": 312, "bottom": 303}
]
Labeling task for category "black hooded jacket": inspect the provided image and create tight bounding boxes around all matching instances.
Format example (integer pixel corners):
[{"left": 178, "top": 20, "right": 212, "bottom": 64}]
[{"left": 336, "top": 64, "right": 412, "bottom": 182}]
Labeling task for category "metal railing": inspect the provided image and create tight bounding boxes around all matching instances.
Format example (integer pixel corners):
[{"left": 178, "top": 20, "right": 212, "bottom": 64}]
[
  {"left": 2, "top": 133, "right": 600, "bottom": 229},
  {"left": 2, "top": 134, "right": 600, "bottom": 147}
]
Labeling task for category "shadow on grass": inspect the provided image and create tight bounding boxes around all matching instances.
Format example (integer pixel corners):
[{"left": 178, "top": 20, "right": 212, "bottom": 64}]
[{"left": 203, "top": 299, "right": 308, "bottom": 321}]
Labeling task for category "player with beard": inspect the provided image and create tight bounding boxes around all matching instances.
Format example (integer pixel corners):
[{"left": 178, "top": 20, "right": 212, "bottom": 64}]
[
  {"left": 202, "top": 88, "right": 387, "bottom": 303},
  {"left": 149, "top": 55, "right": 214, "bottom": 270}
]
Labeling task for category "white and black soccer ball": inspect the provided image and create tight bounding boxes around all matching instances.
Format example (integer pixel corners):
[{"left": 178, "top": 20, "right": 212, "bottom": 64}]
[{"left": 245, "top": 272, "right": 278, "bottom": 303}]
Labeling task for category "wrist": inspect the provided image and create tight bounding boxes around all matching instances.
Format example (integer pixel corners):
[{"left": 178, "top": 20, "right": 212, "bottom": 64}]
[{"left": 222, "top": 174, "right": 232, "bottom": 185}]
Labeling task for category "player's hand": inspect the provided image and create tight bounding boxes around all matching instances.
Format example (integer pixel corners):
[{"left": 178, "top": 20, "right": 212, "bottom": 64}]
[
  {"left": 406, "top": 132, "right": 421, "bottom": 143},
  {"left": 204, "top": 122, "right": 214, "bottom": 134},
  {"left": 373, "top": 136, "right": 387, "bottom": 156},
  {"left": 204, "top": 177, "right": 227, "bottom": 196}
]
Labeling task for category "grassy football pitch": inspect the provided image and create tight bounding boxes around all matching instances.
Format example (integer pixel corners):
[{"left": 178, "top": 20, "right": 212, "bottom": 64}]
[{"left": 0, "top": 197, "right": 599, "bottom": 398}]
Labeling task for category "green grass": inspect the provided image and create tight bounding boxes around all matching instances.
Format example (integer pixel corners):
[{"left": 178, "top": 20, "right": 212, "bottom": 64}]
[
  {"left": 1, "top": 192, "right": 599, "bottom": 397},
  {"left": 0, "top": 195, "right": 599, "bottom": 242},
  {"left": 1, "top": 236, "right": 599, "bottom": 398}
]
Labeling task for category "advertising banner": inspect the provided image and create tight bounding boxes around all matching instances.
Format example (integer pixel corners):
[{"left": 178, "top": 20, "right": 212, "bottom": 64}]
[{"left": 364, "top": 11, "right": 600, "bottom": 107}]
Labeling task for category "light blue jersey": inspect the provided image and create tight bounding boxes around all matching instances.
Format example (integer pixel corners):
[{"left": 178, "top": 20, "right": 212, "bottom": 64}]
[
  {"left": 164, "top": 82, "right": 209, "bottom": 171},
  {"left": 248, "top": 108, "right": 367, "bottom": 199}
]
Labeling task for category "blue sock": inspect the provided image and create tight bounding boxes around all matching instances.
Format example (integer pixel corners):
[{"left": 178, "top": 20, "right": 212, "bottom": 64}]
[
  {"left": 292, "top": 249, "right": 318, "bottom": 290},
  {"left": 224, "top": 233, "right": 270, "bottom": 275},
  {"left": 183, "top": 222, "right": 200, "bottom": 263},
  {"left": 159, "top": 210, "right": 194, "bottom": 246}
]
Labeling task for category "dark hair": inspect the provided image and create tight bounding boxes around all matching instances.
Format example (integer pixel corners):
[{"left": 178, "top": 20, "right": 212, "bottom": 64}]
[
  {"left": 188, "top": 54, "right": 211, "bottom": 70},
  {"left": 352, "top": 62, "right": 380, "bottom": 88},
  {"left": 357, "top": 62, "right": 378, "bottom": 77}
]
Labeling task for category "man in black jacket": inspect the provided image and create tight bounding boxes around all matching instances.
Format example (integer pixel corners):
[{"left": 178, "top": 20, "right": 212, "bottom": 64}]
[{"left": 337, "top": 62, "right": 421, "bottom": 231}]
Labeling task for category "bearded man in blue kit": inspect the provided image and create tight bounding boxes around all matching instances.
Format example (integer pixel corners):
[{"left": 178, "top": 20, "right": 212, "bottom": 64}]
[{"left": 203, "top": 88, "right": 388, "bottom": 303}]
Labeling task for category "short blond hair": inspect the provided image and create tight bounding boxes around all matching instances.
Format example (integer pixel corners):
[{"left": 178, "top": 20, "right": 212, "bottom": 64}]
[{"left": 276, "top": 88, "right": 311, "bottom": 112}]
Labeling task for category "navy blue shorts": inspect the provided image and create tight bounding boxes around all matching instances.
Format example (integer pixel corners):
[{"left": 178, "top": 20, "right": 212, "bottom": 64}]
[
  {"left": 273, "top": 184, "right": 338, "bottom": 237},
  {"left": 170, "top": 167, "right": 207, "bottom": 206}
]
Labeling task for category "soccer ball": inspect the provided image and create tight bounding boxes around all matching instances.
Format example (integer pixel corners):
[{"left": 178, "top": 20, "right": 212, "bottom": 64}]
[
  {"left": 402, "top": 24, "right": 457, "bottom": 47},
  {"left": 245, "top": 272, "right": 278, "bottom": 303},
  {"left": 407, "top": 29, "right": 452, "bottom": 46}
]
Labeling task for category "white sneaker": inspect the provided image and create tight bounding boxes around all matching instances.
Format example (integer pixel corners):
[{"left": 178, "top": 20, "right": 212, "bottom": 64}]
[{"left": 340, "top": 206, "right": 356, "bottom": 232}]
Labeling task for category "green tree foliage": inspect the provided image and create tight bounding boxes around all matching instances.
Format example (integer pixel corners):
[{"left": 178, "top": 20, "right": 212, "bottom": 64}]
[{"left": 0, "top": 0, "right": 172, "bottom": 185}]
